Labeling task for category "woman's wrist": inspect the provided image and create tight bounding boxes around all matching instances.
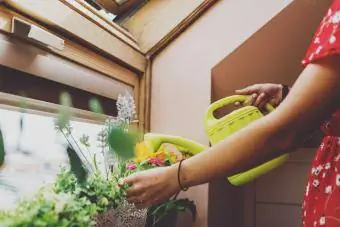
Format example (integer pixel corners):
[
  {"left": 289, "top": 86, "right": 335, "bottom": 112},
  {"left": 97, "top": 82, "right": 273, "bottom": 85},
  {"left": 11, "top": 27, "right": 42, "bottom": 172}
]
[
  {"left": 281, "top": 84, "right": 290, "bottom": 101},
  {"left": 169, "top": 161, "right": 190, "bottom": 191}
]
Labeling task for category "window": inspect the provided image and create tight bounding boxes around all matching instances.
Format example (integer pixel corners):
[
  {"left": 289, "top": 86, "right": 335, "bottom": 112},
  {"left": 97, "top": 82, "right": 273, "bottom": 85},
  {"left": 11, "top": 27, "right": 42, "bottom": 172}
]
[{"left": 0, "top": 66, "right": 118, "bottom": 117}]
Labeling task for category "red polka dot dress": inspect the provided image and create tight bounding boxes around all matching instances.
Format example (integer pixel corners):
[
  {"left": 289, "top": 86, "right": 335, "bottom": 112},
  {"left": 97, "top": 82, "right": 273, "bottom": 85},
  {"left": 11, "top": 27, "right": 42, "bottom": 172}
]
[{"left": 301, "top": 1, "right": 340, "bottom": 226}]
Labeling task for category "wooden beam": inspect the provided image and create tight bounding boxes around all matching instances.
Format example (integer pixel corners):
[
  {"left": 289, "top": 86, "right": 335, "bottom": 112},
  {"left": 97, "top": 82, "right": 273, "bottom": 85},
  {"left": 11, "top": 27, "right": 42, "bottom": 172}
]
[
  {"left": 0, "top": 92, "right": 107, "bottom": 124},
  {"left": 73, "top": 0, "right": 137, "bottom": 42},
  {"left": 137, "top": 56, "right": 151, "bottom": 133},
  {"left": 63, "top": 0, "right": 139, "bottom": 50},
  {"left": 4, "top": 0, "right": 146, "bottom": 72},
  {"left": 147, "top": 0, "right": 219, "bottom": 57},
  {"left": 122, "top": 0, "right": 219, "bottom": 55}
]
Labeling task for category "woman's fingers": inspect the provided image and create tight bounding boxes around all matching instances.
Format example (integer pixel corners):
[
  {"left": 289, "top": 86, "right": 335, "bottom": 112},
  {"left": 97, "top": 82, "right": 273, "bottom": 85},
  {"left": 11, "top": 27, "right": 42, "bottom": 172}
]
[
  {"left": 254, "top": 92, "right": 267, "bottom": 107},
  {"left": 258, "top": 99, "right": 268, "bottom": 110},
  {"left": 247, "top": 93, "right": 258, "bottom": 106},
  {"left": 125, "top": 183, "right": 143, "bottom": 198}
]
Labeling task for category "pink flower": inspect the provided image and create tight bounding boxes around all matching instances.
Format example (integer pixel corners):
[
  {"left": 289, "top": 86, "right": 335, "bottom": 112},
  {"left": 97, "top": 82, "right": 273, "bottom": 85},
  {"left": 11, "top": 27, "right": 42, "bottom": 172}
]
[
  {"left": 148, "top": 158, "right": 164, "bottom": 166},
  {"left": 126, "top": 162, "right": 137, "bottom": 170}
]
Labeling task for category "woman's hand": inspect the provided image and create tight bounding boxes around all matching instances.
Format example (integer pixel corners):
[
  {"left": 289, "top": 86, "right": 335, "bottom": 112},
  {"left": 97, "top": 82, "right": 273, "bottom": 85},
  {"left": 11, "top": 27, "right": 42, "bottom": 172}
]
[
  {"left": 235, "top": 83, "right": 285, "bottom": 108},
  {"left": 120, "top": 165, "right": 181, "bottom": 209}
]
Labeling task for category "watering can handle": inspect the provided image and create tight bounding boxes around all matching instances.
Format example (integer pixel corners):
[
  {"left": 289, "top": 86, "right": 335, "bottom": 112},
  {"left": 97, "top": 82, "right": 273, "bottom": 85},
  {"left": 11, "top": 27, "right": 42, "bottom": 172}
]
[{"left": 205, "top": 95, "right": 275, "bottom": 124}]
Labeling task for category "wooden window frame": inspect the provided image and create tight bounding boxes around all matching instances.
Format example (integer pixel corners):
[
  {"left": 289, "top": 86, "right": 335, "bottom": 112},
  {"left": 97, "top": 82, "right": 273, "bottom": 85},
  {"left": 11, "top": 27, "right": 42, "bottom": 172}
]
[
  {"left": 0, "top": 4, "right": 145, "bottom": 130},
  {"left": 2, "top": 0, "right": 146, "bottom": 73}
]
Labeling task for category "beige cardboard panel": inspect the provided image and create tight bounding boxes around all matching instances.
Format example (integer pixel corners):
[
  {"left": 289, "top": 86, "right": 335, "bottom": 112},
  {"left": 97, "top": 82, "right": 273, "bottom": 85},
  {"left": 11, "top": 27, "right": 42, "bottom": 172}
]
[
  {"left": 123, "top": 0, "right": 206, "bottom": 53},
  {"left": 256, "top": 204, "right": 301, "bottom": 227},
  {"left": 288, "top": 148, "right": 317, "bottom": 163},
  {"left": 256, "top": 163, "right": 310, "bottom": 204}
]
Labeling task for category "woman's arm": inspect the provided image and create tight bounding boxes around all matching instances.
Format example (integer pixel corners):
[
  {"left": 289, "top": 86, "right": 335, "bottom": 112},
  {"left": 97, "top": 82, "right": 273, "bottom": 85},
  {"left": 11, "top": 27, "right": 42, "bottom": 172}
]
[
  {"left": 180, "top": 56, "right": 340, "bottom": 187},
  {"left": 123, "top": 56, "right": 340, "bottom": 208},
  {"left": 236, "top": 83, "right": 324, "bottom": 148}
]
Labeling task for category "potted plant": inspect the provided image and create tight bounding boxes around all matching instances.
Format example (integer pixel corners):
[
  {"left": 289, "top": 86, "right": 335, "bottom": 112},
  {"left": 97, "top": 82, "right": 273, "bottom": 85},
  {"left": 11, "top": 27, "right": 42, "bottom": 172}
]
[{"left": 0, "top": 92, "right": 196, "bottom": 226}]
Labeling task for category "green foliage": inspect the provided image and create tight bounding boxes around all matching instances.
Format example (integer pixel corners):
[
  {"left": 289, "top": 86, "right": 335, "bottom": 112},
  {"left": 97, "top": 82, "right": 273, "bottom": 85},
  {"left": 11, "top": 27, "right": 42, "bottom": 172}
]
[
  {"left": 0, "top": 187, "right": 98, "bottom": 227},
  {"left": 54, "top": 169, "right": 122, "bottom": 214},
  {"left": 149, "top": 198, "right": 197, "bottom": 226},
  {"left": 0, "top": 91, "right": 196, "bottom": 226}
]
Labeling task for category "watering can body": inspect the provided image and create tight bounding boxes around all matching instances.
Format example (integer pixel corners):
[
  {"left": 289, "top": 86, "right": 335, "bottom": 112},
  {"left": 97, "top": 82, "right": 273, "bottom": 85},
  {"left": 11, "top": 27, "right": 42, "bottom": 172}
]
[{"left": 204, "top": 95, "right": 289, "bottom": 186}]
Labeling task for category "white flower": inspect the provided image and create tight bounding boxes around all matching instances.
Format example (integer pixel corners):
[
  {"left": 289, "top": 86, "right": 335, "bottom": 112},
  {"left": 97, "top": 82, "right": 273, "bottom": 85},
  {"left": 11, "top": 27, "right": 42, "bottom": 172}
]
[
  {"left": 322, "top": 172, "right": 326, "bottom": 178},
  {"left": 325, "top": 162, "right": 331, "bottom": 170},
  {"left": 331, "top": 11, "right": 340, "bottom": 23},
  {"left": 320, "top": 216, "right": 326, "bottom": 225},
  {"left": 325, "top": 185, "right": 332, "bottom": 194},
  {"left": 313, "top": 179, "right": 320, "bottom": 187},
  {"left": 116, "top": 91, "right": 136, "bottom": 125},
  {"left": 330, "top": 35, "right": 336, "bottom": 44},
  {"left": 336, "top": 174, "right": 340, "bottom": 186}
]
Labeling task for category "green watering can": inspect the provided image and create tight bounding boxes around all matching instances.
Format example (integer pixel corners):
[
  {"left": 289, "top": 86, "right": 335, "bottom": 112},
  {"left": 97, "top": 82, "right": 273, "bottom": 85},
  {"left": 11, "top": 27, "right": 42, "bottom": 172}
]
[
  {"left": 143, "top": 95, "right": 289, "bottom": 186},
  {"left": 204, "top": 95, "right": 289, "bottom": 186}
]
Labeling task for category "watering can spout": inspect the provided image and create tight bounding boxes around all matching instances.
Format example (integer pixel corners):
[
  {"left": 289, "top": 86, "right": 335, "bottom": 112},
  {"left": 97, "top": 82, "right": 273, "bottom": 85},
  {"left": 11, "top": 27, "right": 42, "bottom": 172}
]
[{"left": 143, "top": 133, "right": 207, "bottom": 154}]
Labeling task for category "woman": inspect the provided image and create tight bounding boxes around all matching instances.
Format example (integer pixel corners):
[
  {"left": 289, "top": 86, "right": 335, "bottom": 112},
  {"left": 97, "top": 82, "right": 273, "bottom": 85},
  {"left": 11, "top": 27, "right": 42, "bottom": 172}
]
[{"left": 122, "top": 1, "right": 340, "bottom": 226}]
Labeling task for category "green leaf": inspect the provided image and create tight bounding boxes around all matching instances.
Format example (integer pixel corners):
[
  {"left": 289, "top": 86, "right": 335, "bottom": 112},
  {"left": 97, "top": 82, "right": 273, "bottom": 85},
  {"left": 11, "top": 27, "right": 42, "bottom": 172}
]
[
  {"left": 108, "top": 127, "right": 137, "bottom": 161},
  {"left": 57, "top": 92, "right": 72, "bottom": 130},
  {"left": 66, "top": 146, "right": 88, "bottom": 184},
  {"left": 89, "top": 98, "right": 104, "bottom": 114},
  {"left": 0, "top": 127, "right": 5, "bottom": 167}
]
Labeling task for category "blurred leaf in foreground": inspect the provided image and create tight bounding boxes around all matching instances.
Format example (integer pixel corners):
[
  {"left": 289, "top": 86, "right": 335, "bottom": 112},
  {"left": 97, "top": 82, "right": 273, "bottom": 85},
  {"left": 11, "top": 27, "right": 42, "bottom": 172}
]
[
  {"left": 89, "top": 98, "right": 104, "bottom": 114},
  {"left": 57, "top": 92, "right": 72, "bottom": 130},
  {"left": 108, "top": 127, "right": 139, "bottom": 161},
  {"left": 0, "top": 128, "right": 4, "bottom": 168},
  {"left": 66, "top": 146, "right": 87, "bottom": 183}
]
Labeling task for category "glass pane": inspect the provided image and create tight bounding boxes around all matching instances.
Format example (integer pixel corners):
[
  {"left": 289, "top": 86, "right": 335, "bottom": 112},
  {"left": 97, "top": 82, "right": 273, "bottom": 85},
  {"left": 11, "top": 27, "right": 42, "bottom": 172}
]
[{"left": 0, "top": 108, "right": 105, "bottom": 209}]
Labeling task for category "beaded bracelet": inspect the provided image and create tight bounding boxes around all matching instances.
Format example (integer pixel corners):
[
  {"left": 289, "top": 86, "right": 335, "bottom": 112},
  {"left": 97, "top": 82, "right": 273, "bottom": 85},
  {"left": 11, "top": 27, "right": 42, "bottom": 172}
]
[{"left": 178, "top": 159, "right": 188, "bottom": 191}]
